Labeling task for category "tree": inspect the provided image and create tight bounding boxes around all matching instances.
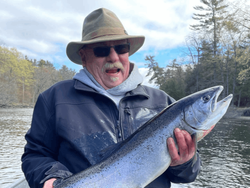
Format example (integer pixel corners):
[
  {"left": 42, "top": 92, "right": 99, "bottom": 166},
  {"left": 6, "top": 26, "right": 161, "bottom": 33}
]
[
  {"left": 145, "top": 56, "right": 186, "bottom": 100},
  {"left": 9, "top": 48, "right": 34, "bottom": 104},
  {"left": 0, "top": 46, "right": 18, "bottom": 106},
  {"left": 184, "top": 33, "right": 204, "bottom": 92},
  {"left": 221, "top": 16, "right": 250, "bottom": 105},
  {"left": 0, "top": 46, "right": 78, "bottom": 106},
  {"left": 144, "top": 55, "right": 165, "bottom": 87},
  {"left": 144, "top": 0, "right": 250, "bottom": 106},
  {"left": 190, "top": 0, "right": 228, "bottom": 84},
  {"left": 57, "top": 65, "right": 76, "bottom": 81},
  {"left": 32, "top": 60, "right": 57, "bottom": 103},
  {"left": 227, "top": 0, "right": 250, "bottom": 31},
  {"left": 161, "top": 59, "right": 186, "bottom": 100},
  {"left": 235, "top": 46, "right": 250, "bottom": 106}
]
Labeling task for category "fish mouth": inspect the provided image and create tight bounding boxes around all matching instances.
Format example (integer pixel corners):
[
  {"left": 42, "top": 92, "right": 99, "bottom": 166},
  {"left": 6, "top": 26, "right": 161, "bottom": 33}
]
[
  {"left": 212, "top": 86, "right": 233, "bottom": 113},
  {"left": 211, "top": 86, "right": 223, "bottom": 112},
  {"left": 204, "top": 86, "right": 233, "bottom": 131},
  {"left": 215, "top": 93, "right": 233, "bottom": 111}
]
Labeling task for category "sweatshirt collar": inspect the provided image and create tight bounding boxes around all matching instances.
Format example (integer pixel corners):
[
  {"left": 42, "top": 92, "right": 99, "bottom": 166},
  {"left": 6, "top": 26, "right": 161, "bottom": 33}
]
[{"left": 73, "top": 63, "right": 143, "bottom": 96}]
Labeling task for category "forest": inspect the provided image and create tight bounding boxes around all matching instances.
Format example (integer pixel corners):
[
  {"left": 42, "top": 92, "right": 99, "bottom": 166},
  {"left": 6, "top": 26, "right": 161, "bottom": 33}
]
[
  {"left": 0, "top": 46, "right": 76, "bottom": 107},
  {"left": 145, "top": 0, "right": 250, "bottom": 107}
]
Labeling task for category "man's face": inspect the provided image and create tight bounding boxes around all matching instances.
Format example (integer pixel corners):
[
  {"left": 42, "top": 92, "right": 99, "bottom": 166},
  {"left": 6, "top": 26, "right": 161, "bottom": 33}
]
[{"left": 79, "top": 40, "right": 130, "bottom": 90}]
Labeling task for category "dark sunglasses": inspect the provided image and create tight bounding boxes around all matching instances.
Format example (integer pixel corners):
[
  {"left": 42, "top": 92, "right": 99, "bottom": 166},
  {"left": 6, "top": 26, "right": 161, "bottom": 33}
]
[{"left": 85, "top": 43, "right": 130, "bottom": 57}]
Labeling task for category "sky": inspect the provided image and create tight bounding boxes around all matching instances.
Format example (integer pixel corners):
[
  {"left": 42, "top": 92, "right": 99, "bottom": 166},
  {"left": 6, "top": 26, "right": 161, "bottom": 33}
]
[{"left": 0, "top": 0, "right": 203, "bottom": 86}]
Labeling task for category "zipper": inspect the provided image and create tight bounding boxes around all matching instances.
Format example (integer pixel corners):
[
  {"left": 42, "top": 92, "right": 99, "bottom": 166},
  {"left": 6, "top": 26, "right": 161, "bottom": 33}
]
[
  {"left": 124, "top": 106, "right": 132, "bottom": 127},
  {"left": 75, "top": 84, "right": 135, "bottom": 141},
  {"left": 124, "top": 107, "right": 131, "bottom": 115},
  {"left": 124, "top": 107, "right": 132, "bottom": 139},
  {"left": 117, "top": 98, "right": 131, "bottom": 141},
  {"left": 116, "top": 120, "right": 122, "bottom": 139}
]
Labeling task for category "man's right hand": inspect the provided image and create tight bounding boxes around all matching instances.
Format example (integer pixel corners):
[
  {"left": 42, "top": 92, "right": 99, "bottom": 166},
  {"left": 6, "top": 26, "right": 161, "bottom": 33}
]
[
  {"left": 43, "top": 178, "right": 57, "bottom": 188},
  {"left": 167, "top": 128, "right": 196, "bottom": 166}
]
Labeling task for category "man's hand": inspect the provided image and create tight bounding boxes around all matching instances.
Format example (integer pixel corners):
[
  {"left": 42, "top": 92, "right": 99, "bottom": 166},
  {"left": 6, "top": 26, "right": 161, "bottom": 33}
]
[
  {"left": 43, "top": 178, "right": 57, "bottom": 188},
  {"left": 167, "top": 128, "right": 196, "bottom": 166}
]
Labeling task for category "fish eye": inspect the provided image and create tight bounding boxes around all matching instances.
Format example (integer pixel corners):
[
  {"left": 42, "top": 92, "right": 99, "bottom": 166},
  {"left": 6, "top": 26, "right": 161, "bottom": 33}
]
[{"left": 202, "top": 95, "right": 211, "bottom": 103}]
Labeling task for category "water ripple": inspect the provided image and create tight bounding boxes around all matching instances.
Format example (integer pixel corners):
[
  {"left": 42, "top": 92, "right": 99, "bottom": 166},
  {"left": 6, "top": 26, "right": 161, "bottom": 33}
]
[
  {"left": 0, "top": 109, "right": 250, "bottom": 187},
  {"left": 0, "top": 108, "right": 33, "bottom": 187}
]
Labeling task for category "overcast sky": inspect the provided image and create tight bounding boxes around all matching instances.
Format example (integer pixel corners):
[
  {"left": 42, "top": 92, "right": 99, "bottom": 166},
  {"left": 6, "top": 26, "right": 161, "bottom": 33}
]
[{"left": 0, "top": 0, "right": 203, "bottom": 86}]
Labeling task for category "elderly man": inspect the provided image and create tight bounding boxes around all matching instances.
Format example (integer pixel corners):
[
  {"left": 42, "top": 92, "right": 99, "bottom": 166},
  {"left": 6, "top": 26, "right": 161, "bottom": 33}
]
[{"left": 22, "top": 8, "right": 201, "bottom": 188}]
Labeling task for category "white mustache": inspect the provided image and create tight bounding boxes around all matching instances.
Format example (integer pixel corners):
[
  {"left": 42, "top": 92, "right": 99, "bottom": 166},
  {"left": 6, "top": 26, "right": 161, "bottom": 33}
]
[{"left": 102, "top": 62, "right": 124, "bottom": 73}]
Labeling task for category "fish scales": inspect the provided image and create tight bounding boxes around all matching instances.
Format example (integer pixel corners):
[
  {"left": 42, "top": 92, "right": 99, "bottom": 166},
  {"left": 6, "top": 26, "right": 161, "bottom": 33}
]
[{"left": 55, "top": 86, "right": 233, "bottom": 188}]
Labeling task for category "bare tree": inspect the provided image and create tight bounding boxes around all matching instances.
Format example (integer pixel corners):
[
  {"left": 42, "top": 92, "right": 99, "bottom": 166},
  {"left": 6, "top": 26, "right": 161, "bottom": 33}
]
[
  {"left": 190, "top": 0, "right": 229, "bottom": 84},
  {"left": 184, "top": 33, "right": 204, "bottom": 91}
]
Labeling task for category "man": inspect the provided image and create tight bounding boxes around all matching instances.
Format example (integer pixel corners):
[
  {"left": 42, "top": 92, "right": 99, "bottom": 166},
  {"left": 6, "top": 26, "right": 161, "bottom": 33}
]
[{"left": 22, "top": 8, "right": 201, "bottom": 188}]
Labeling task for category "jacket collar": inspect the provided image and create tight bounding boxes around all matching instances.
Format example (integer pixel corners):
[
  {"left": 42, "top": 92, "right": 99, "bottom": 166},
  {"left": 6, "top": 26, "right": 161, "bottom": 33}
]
[{"left": 74, "top": 79, "right": 97, "bottom": 93}]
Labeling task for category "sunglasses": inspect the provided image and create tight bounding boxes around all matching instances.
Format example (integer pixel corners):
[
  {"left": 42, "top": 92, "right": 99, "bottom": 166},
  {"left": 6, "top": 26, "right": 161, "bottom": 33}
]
[{"left": 85, "top": 43, "right": 130, "bottom": 57}]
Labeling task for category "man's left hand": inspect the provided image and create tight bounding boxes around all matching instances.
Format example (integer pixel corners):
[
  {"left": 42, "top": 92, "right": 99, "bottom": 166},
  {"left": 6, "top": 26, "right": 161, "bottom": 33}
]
[{"left": 167, "top": 128, "right": 196, "bottom": 166}]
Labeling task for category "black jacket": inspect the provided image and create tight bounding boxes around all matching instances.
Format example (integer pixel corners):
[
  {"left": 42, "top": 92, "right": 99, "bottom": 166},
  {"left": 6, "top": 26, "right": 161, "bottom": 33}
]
[{"left": 22, "top": 79, "right": 201, "bottom": 188}]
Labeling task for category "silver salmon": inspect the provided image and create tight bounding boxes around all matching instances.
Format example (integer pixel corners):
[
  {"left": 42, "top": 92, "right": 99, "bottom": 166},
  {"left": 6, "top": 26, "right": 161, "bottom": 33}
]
[{"left": 54, "top": 86, "right": 233, "bottom": 188}]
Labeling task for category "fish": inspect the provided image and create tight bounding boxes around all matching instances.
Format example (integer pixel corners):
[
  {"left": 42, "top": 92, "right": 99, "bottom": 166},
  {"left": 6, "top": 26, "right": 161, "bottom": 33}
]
[{"left": 54, "top": 85, "right": 233, "bottom": 188}]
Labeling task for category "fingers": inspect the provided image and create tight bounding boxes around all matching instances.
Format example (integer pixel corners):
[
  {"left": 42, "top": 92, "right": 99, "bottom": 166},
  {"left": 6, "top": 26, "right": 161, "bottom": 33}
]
[
  {"left": 167, "top": 128, "right": 196, "bottom": 166},
  {"left": 175, "top": 128, "right": 188, "bottom": 158},
  {"left": 182, "top": 130, "right": 196, "bottom": 158},
  {"left": 167, "top": 137, "right": 179, "bottom": 165}
]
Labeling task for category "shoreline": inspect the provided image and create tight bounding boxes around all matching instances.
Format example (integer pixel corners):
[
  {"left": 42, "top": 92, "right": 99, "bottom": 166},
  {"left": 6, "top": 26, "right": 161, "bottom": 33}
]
[
  {"left": 1, "top": 105, "right": 250, "bottom": 119},
  {"left": 223, "top": 106, "right": 250, "bottom": 119},
  {"left": 234, "top": 116, "right": 250, "bottom": 120},
  {"left": 0, "top": 104, "right": 34, "bottom": 109}
]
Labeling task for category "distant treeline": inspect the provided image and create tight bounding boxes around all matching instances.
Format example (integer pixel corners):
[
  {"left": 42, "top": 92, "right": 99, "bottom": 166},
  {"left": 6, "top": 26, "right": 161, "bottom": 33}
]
[
  {"left": 145, "top": 0, "right": 250, "bottom": 107},
  {"left": 0, "top": 46, "right": 76, "bottom": 107}
]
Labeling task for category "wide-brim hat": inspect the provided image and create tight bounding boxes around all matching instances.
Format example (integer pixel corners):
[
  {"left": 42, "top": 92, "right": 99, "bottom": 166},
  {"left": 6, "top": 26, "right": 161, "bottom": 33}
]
[{"left": 66, "top": 8, "right": 145, "bottom": 65}]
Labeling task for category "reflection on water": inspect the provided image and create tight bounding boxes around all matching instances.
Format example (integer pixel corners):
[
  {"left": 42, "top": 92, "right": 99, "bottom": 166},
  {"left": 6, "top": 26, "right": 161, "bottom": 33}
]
[
  {"left": 0, "top": 108, "right": 33, "bottom": 187},
  {"left": 199, "top": 118, "right": 250, "bottom": 188},
  {"left": 172, "top": 118, "right": 250, "bottom": 188},
  {"left": 0, "top": 109, "right": 250, "bottom": 187}
]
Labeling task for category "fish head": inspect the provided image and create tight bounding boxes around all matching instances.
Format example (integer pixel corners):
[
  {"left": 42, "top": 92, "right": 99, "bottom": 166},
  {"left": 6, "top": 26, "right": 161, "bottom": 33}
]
[{"left": 182, "top": 86, "right": 233, "bottom": 141}]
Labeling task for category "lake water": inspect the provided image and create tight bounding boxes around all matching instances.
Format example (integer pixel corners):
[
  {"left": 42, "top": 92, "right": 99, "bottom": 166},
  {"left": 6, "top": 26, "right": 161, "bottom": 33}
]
[
  {"left": 0, "top": 108, "right": 250, "bottom": 188},
  {"left": 0, "top": 108, "right": 33, "bottom": 188}
]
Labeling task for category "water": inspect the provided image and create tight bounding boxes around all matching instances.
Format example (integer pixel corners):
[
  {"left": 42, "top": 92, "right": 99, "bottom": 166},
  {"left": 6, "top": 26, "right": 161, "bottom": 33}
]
[
  {"left": 172, "top": 118, "right": 250, "bottom": 188},
  {"left": 0, "top": 108, "right": 250, "bottom": 188},
  {"left": 0, "top": 108, "right": 33, "bottom": 188}
]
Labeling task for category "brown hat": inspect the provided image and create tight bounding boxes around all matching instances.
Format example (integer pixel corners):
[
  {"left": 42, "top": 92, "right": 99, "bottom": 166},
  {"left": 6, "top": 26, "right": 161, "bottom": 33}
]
[{"left": 66, "top": 8, "right": 145, "bottom": 65}]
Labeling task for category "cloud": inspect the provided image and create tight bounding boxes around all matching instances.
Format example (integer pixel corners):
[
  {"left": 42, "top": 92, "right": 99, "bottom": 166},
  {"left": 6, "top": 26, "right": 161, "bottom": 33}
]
[
  {"left": 108, "top": 0, "right": 202, "bottom": 50},
  {"left": 138, "top": 67, "right": 157, "bottom": 88},
  {"left": 0, "top": 0, "right": 203, "bottom": 68}
]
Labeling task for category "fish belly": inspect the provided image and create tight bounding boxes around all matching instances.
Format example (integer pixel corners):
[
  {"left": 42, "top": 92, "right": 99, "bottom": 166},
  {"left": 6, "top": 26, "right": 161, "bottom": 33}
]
[{"left": 60, "top": 132, "right": 172, "bottom": 188}]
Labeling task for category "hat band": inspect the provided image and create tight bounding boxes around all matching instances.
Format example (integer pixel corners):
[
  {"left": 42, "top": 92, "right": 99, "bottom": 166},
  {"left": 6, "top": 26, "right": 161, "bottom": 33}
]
[{"left": 82, "top": 28, "right": 127, "bottom": 41}]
